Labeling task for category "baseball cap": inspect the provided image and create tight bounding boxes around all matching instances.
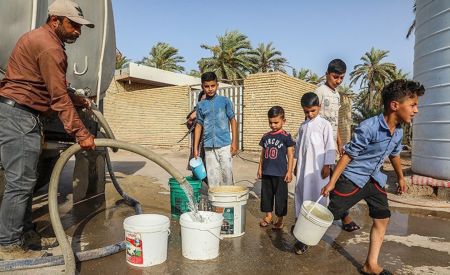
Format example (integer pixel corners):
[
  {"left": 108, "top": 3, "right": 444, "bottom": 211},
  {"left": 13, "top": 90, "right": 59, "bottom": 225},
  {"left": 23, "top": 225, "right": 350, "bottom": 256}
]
[{"left": 48, "top": 0, "right": 94, "bottom": 28}]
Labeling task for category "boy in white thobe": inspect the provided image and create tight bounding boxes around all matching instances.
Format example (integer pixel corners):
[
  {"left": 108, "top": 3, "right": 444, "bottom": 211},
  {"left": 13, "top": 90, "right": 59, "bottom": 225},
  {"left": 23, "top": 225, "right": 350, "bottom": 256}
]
[
  {"left": 294, "top": 92, "right": 336, "bottom": 215},
  {"left": 293, "top": 92, "right": 335, "bottom": 254}
]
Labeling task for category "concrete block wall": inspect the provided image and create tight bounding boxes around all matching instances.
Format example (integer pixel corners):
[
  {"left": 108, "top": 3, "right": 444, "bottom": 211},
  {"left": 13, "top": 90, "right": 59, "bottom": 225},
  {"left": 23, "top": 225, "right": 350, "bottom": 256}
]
[
  {"left": 103, "top": 74, "right": 353, "bottom": 151},
  {"left": 243, "top": 72, "right": 317, "bottom": 151},
  {"left": 103, "top": 81, "right": 190, "bottom": 148},
  {"left": 338, "top": 95, "right": 353, "bottom": 145}
]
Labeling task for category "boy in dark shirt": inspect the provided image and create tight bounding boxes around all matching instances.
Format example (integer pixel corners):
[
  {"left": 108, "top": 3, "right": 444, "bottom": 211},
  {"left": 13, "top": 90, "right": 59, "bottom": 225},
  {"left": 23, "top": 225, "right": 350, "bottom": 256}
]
[{"left": 257, "top": 106, "right": 295, "bottom": 229}]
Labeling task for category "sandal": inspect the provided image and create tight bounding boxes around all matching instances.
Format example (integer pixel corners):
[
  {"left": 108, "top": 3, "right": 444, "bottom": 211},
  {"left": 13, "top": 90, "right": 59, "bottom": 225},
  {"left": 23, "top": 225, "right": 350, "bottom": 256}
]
[
  {"left": 259, "top": 217, "right": 272, "bottom": 227},
  {"left": 272, "top": 220, "right": 284, "bottom": 230},
  {"left": 359, "top": 268, "right": 393, "bottom": 275},
  {"left": 342, "top": 221, "right": 361, "bottom": 232},
  {"left": 294, "top": 241, "right": 309, "bottom": 255}
]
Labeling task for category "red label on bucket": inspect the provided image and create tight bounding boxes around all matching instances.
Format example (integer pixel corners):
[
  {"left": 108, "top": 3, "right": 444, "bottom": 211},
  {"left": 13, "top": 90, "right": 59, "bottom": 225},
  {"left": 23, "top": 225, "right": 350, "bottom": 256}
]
[{"left": 126, "top": 232, "right": 143, "bottom": 265}]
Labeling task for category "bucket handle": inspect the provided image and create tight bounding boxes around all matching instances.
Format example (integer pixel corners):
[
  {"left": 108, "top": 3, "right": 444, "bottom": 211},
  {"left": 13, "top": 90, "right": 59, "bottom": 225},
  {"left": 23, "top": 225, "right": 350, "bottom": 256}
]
[
  {"left": 237, "top": 192, "right": 249, "bottom": 200},
  {"left": 306, "top": 195, "right": 324, "bottom": 218},
  {"left": 167, "top": 229, "right": 171, "bottom": 236},
  {"left": 208, "top": 229, "right": 224, "bottom": 240},
  {"left": 210, "top": 191, "right": 248, "bottom": 202}
]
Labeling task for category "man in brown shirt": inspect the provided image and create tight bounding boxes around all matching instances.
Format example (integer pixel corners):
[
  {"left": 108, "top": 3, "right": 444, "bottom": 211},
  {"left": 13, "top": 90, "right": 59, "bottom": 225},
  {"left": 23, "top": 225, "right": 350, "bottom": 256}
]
[{"left": 0, "top": 0, "right": 95, "bottom": 259}]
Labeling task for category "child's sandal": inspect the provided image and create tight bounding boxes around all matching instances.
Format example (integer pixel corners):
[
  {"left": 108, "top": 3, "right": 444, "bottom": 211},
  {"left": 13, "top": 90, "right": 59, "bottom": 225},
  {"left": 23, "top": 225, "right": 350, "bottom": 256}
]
[
  {"left": 342, "top": 221, "right": 360, "bottom": 232},
  {"left": 272, "top": 220, "right": 284, "bottom": 230},
  {"left": 259, "top": 217, "right": 272, "bottom": 227}
]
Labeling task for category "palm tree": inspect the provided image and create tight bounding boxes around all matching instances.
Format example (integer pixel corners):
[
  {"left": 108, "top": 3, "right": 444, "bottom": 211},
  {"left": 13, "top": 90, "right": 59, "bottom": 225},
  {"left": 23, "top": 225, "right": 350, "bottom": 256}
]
[
  {"left": 250, "top": 42, "right": 287, "bottom": 73},
  {"left": 292, "top": 68, "right": 310, "bottom": 81},
  {"left": 406, "top": 1, "right": 416, "bottom": 39},
  {"left": 188, "top": 69, "right": 201, "bottom": 77},
  {"left": 306, "top": 72, "right": 325, "bottom": 85},
  {"left": 391, "top": 68, "right": 409, "bottom": 80},
  {"left": 115, "top": 49, "right": 130, "bottom": 69},
  {"left": 350, "top": 47, "right": 396, "bottom": 109},
  {"left": 198, "top": 30, "right": 255, "bottom": 85},
  {"left": 337, "top": 83, "right": 356, "bottom": 99},
  {"left": 140, "top": 42, "right": 185, "bottom": 72},
  {"left": 352, "top": 88, "right": 381, "bottom": 123}
]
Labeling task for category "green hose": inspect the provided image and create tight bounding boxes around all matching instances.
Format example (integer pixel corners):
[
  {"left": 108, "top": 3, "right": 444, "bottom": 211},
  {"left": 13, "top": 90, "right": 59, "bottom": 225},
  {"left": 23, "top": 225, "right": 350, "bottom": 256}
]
[{"left": 48, "top": 139, "right": 189, "bottom": 275}]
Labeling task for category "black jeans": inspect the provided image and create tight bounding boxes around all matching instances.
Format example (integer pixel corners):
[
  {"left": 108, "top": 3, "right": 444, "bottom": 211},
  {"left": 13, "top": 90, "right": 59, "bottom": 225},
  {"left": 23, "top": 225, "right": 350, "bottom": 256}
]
[
  {"left": 261, "top": 175, "right": 288, "bottom": 217},
  {"left": 0, "top": 103, "right": 41, "bottom": 245}
]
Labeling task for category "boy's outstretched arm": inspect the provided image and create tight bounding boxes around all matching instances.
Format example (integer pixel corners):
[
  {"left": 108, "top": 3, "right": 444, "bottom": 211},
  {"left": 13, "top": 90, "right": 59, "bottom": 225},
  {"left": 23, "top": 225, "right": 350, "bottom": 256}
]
[
  {"left": 193, "top": 123, "right": 203, "bottom": 158},
  {"left": 389, "top": 155, "right": 406, "bottom": 194},
  {"left": 230, "top": 118, "right": 238, "bottom": 156},
  {"left": 285, "top": 146, "right": 295, "bottom": 183},
  {"left": 321, "top": 154, "right": 352, "bottom": 197}
]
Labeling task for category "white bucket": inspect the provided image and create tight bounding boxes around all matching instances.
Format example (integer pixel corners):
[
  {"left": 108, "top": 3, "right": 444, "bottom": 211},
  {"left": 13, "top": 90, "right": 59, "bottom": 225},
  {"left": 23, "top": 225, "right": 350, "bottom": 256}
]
[
  {"left": 208, "top": 186, "right": 249, "bottom": 238},
  {"left": 293, "top": 201, "right": 334, "bottom": 246},
  {"left": 123, "top": 214, "right": 170, "bottom": 267},
  {"left": 180, "top": 211, "right": 223, "bottom": 260}
]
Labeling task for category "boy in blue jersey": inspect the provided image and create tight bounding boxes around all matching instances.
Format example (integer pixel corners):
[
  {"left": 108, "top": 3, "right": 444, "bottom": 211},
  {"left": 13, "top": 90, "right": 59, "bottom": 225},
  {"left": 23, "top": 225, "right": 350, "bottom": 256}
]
[{"left": 257, "top": 106, "right": 295, "bottom": 229}]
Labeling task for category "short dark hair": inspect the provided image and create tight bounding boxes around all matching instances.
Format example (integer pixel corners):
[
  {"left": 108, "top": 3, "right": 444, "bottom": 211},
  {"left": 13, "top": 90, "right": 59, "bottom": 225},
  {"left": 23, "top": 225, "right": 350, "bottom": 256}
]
[
  {"left": 327, "top": 59, "right": 347, "bottom": 74},
  {"left": 201, "top": 72, "right": 217, "bottom": 83},
  {"left": 301, "top": 92, "right": 320, "bottom": 107},
  {"left": 268, "top": 106, "right": 285, "bottom": 119},
  {"left": 382, "top": 79, "right": 425, "bottom": 111}
]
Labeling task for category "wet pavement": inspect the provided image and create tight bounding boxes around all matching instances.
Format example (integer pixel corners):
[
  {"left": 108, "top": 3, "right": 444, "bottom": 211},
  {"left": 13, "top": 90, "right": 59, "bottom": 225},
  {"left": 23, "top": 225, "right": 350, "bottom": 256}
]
[
  {"left": 79, "top": 183, "right": 450, "bottom": 275},
  {"left": 6, "top": 150, "right": 450, "bottom": 274}
]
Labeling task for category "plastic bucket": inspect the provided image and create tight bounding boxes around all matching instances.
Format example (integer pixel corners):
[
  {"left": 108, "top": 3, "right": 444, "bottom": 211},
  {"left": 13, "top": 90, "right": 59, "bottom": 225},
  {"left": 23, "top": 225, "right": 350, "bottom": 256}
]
[
  {"left": 208, "top": 186, "right": 249, "bottom": 238},
  {"left": 189, "top": 158, "right": 207, "bottom": 180},
  {"left": 169, "top": 177, "right": 201, "bottom": 219},
  {"left": 123, "top": 214, "right": 170, "bottom": 267},
  {"left": 180, "top": 211, "right": 224, "bottom": 260},
  {"left": 293, "top": 201, "right": 334, "bottom": 246}
]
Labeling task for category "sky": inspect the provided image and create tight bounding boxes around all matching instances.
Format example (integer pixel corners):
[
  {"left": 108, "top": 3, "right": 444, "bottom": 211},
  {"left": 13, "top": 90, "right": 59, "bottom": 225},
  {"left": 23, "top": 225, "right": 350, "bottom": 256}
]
[{"left": 111, "top": 0, "right": 415, "bottom": 85}]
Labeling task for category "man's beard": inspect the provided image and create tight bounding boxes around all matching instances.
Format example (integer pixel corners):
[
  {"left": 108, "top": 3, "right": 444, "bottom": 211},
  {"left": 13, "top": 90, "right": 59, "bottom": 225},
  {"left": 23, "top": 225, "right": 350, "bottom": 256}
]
[{"left": 55, "top": 25, "right": 78, "bottom": 44}]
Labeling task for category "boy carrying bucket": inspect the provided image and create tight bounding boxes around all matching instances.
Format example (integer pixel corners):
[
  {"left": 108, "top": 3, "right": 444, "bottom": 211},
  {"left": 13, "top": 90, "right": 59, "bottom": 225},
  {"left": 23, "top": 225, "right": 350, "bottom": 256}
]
[
  {"left": 194, "top": 72, "right": 238, "bottom": 187},
  {"left": 293, "top": 92, "right": 336, "bottom": 254},
  {"left": 257, "top": 106, "right": 295, "bottom": 229},
  {"left": 320, "top": 80, "right": 424, "bottom": 274}
]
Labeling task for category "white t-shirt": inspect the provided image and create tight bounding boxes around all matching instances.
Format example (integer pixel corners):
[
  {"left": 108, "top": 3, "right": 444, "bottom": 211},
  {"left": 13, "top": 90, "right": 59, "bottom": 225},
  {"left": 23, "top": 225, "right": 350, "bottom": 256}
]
[{"left": 314, "top": 84, "right": 341, "bottom": 141}]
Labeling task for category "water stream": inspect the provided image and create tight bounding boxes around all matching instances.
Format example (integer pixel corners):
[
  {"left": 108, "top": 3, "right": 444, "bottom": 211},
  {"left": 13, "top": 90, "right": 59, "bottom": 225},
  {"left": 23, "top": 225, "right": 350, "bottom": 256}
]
[{"left": 179, "top": 182, "right": 204, "bottom": 222}]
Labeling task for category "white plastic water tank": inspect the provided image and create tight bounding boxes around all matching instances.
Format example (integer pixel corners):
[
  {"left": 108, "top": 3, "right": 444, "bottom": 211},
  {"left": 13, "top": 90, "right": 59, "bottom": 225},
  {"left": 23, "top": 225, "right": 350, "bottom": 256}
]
[{"left": 413, "top": 0, "right": 450, "bottom": 180}]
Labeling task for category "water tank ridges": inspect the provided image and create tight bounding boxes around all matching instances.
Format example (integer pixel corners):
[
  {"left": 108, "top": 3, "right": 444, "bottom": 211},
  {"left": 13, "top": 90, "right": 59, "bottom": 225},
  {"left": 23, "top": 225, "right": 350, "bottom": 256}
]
[{"left": 412, "top": 0, "right": 450, "bottom": 180}]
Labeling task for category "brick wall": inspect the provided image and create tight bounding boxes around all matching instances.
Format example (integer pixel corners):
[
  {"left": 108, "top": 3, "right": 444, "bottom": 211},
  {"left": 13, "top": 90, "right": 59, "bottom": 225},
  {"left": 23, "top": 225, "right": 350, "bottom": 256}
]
[
  {"left": 338, "top": 95, "right": 353, "bottom": 145},
  {"left": 103, "top": 74, "right": 353, "bottom": 151},
  {"left": 103, "top": 80, "right": 190, "bottom": 148},
  {"left": 243, "top": 72, "right": 317, "bottom": 151}
]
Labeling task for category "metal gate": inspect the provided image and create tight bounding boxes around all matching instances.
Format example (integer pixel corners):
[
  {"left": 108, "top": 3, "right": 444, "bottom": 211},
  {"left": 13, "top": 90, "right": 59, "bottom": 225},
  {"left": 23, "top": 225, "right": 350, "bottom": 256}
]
[{"left": 189, "top": 86, "right": 244, "bottom": 150}]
